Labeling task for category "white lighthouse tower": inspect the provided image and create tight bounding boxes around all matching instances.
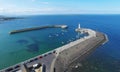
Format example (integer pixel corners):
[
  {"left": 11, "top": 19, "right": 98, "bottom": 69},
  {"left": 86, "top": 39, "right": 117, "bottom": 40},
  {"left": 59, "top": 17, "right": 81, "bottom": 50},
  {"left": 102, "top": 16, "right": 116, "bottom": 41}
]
[
  {"left": 75, "top": 23, "right": 81, "bottom": 32},
  {"left": 78, "top": 23, "right": 81, "bottom": 29}
]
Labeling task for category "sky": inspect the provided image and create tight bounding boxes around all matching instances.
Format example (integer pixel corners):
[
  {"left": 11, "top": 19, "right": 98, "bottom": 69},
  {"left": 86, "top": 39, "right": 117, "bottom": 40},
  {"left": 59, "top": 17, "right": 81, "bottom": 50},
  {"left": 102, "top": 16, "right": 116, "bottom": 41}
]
[{"left": 0, "top": 0, "right": 120, "bottom": 15}]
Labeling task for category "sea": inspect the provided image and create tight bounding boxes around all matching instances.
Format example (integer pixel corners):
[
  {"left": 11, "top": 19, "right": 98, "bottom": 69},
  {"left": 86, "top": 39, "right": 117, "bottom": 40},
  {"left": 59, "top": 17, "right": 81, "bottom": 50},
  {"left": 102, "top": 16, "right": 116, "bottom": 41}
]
[{"left": 0, "top": 14, "right": 120, "bottom": 72}]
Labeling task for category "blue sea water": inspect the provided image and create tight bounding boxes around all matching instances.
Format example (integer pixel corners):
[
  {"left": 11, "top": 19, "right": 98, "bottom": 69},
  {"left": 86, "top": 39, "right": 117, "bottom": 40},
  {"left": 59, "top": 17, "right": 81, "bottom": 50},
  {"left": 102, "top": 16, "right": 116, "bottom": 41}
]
[{"left": 0, "top": 15, "right": 120, "bottom": 72}]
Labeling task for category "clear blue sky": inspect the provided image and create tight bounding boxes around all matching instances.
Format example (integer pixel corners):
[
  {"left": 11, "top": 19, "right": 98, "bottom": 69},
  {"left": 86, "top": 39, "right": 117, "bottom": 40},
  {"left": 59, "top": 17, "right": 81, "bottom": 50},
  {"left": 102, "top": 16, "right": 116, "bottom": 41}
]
[{"left": 0, "top": 0, "right": 120, "bottom": 15}]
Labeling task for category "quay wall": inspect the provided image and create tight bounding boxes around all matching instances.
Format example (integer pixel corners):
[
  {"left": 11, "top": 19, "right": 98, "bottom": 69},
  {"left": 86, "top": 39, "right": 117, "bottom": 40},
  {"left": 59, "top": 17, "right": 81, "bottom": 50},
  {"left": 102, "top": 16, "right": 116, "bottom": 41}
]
[{"left": 53, "top": 32, "right": 107, "bottom": 72}]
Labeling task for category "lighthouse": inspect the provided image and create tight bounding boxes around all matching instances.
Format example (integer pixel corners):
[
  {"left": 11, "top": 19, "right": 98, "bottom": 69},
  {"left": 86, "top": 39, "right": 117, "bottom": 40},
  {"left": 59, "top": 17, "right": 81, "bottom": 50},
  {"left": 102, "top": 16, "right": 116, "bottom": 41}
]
[
  {"left": 78, "top": 23, "right": 81, "bottom": 29},
  {"left": 75, "top": 23, "right": 81, "bottom": 32}
]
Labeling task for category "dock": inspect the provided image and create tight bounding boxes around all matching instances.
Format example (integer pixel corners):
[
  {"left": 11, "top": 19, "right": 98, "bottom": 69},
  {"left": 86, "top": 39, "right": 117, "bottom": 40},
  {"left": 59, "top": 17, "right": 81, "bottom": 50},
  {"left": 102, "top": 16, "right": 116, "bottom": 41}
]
[{"left": 0, "top": 25, "right": 108, "bottom": 72}]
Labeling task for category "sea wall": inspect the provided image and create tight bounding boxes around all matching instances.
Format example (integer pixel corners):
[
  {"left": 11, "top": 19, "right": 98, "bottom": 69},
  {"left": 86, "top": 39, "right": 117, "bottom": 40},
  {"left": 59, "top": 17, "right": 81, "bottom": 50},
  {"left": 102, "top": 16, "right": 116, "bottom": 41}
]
[
  {"left": 9, "top": 25, "right": 67, "bottom": 34},
  {"left": 53, "top": 32, "right": 107, "bottom": 72}
]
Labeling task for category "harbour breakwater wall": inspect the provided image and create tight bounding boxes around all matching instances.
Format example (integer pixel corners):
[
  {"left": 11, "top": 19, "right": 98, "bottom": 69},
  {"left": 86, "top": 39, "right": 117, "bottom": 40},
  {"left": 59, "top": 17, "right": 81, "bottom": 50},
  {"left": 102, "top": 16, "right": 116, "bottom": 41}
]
[
  {"left": 51, "top": 29, "right": 108, "bottom": 72},
  {"left": 9, "top": 25, "right": 68, "bottom": 34}
]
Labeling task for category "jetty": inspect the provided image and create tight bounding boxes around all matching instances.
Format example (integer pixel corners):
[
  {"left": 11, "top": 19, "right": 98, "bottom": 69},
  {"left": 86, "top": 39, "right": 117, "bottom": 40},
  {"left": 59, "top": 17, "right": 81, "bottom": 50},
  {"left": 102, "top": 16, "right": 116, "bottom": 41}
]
[
  {"left": 9, "top": 25, "right": 68, "bottom": 34},
  {"left": 1, "top": 24, "right": 108, "bottom": 72}
]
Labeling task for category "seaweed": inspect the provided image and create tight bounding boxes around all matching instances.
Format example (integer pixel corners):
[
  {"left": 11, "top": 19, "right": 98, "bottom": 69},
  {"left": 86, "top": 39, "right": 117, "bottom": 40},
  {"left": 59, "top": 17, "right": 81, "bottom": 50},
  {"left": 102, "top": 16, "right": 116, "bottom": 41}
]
[
  {"left": 16, "top": 39, "right": 29, "bottom": 44},
  {"left": 26, "top": 43, "right": 39, "bottom": 52}
]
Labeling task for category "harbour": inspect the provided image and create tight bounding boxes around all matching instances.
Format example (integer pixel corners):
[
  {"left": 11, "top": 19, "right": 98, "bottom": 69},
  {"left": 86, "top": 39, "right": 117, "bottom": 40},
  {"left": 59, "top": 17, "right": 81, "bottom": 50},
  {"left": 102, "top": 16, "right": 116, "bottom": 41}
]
[
  {"left": 0, "top": 15, "right": 119, "bottom": 72},
  {"left": 0, "top": 24, "right": 108, "bottom": 72}
]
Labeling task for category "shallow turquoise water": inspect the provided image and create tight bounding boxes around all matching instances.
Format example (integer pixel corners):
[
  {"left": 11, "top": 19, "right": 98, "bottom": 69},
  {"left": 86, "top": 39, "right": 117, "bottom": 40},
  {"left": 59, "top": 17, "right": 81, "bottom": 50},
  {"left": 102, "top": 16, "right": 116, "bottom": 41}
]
[{"left": 0, "top": 16, "right": 82, "bottom": 69}]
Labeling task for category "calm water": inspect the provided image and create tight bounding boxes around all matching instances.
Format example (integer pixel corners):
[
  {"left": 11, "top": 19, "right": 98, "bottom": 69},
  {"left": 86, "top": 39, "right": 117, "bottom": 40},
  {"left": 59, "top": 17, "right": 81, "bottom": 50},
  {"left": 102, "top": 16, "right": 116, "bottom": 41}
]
[{"left": 0, "top": 15, "right": 120, "bottom": 72}]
